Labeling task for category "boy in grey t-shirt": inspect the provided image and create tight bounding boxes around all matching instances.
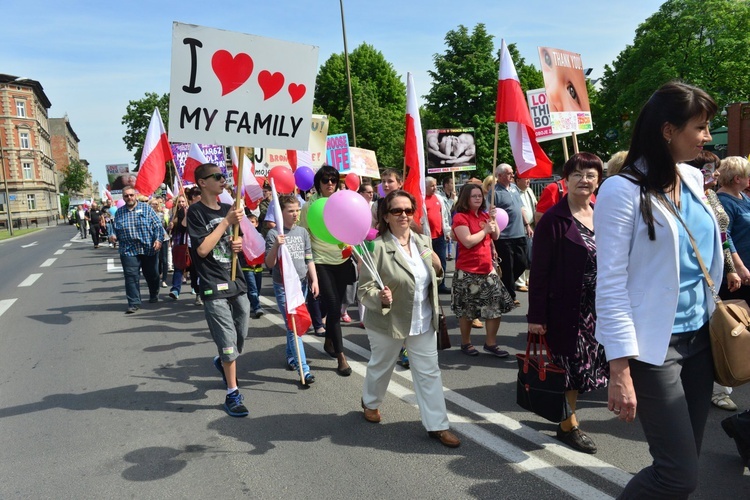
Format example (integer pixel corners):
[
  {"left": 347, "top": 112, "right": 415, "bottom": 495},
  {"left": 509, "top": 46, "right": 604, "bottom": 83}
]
[{"left": 265, "top": 195, "right": 319, "bottom": 384}]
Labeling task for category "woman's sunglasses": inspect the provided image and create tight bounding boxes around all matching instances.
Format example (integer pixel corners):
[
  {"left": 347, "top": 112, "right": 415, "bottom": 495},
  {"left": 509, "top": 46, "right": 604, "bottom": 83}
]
[
  {"left": 320, "top": 176, "right": 338, "bottom": 184},
  {"left": 388, "top": 207, "right": 415, "bottom": 216},
  {"left": 201, "top": 172, "right": 226, "bottom": 181}
]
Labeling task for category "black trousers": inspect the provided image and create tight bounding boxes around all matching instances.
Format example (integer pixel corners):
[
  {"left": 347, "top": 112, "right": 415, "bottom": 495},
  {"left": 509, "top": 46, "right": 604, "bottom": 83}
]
[
  {"left": 494, "top": 237, "right": 528, "bottom": 299},
  {"left": 90, "top": 224, "right": 101, "bottom": 247},
  {"left": 316, "top": 260, "right": 356, "bottom": 354}
]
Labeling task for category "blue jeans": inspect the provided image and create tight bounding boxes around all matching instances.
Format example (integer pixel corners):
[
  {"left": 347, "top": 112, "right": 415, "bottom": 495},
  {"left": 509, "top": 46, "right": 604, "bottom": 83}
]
[
  {"left": 120, "top": 253, "right": 160, "bottom": 307},
  {"left": 432, "top": 235, "right": 447, "bottom": 287},
  {"left": 273, "top": 280, "right": 310, "bottom": 374},
  {"left": 242, "top": 270, "right": 263, "bottom": 312},
  {"left": 171, "top": 268, "right": 183, "bottom": 295}
]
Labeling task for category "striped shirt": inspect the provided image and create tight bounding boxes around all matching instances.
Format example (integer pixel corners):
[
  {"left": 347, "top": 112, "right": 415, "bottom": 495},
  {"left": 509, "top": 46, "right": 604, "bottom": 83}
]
[{"left": 113, "top": 202, "right": 165, "bottom": 257}]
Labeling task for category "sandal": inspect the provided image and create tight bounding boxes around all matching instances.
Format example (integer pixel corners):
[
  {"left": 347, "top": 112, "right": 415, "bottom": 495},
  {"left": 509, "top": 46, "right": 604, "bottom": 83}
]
[
  {"left": 712, "top": 393, "right": 738, "bottom": 411},
  {"left": 460, "top": 343, "right": 479, "bottom": 356}
]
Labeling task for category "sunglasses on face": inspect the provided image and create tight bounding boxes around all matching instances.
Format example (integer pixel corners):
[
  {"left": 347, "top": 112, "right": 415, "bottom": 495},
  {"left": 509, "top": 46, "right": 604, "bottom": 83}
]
[
  {"left": 122, "top": 193, "right": 136, "bottom": 198},
  {"left": 201, "top": 172, "right": 226, "bottom": 181},
  {"left": 321, "top": 176, "right": 338, "bottom": 184},
  {"left": 388, "top": 207, "right": 415, "bottom": 216}
]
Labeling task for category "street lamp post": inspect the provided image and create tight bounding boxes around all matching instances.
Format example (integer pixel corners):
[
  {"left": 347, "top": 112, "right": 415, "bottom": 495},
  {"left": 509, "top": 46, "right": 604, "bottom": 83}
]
[{"left": 0, "top": 140, "right": 13, "bottom": 236}]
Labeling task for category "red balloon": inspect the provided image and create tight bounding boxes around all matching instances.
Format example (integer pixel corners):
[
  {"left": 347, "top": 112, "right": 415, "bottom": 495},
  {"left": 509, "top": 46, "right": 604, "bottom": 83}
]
[
  {"left": 268, "top": 166, "right": 295, "bottom": 193},
  {"left": 345, "top": 172, "right": 360, "bottom": 191},
  {"left": 165, "top": 200, "right": 174, "bottom": 209}
]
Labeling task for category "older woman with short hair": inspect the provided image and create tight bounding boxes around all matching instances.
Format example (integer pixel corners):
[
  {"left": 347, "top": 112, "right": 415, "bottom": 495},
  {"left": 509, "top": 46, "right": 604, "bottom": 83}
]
[
  {"left": 717, "top": 156, "right": 750, "bottom": 302},
  {"left": 359, "top": 190, "right": 459, "bottom": 448}
]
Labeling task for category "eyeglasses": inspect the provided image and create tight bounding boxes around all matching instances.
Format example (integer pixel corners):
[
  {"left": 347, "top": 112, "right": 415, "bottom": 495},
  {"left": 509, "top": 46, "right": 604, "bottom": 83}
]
[
  {"left": 201, "top": 172, "right": 226, "bottom": 181},
  {"left": 321, "top": 176, "right": 338, "bottom": 184},
  {"left": 122, "top": 193, "right": 136, "bottom": 198},
  {"left": 569, "top": 172, "right": 598, "bottom": 181},
  {"left": 388, "top": 207, "right": 415, "bottom": 216}
]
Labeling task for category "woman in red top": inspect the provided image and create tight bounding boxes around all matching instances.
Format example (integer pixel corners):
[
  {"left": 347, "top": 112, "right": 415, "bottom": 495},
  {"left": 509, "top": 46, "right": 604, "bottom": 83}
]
[{"left": 451, "top": 183, "right": 515, "bottom": 357}]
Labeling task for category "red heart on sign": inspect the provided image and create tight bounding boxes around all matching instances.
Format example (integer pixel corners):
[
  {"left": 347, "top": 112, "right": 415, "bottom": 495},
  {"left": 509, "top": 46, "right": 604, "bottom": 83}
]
[
  {"left": 258, "top": 70, "right": 284, "bottom": 100},
  {"left": 288, "top": 83, "right": 306, "bottom": 104},
  {"left": 212, "top": 50, "right": 254, "bottom": 96}
]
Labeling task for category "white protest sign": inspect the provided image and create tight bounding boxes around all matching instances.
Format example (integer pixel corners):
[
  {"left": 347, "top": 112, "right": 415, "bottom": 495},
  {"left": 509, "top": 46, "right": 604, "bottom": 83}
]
[{"left": 169, "top": 22, "right": 319, "bottom": 150}]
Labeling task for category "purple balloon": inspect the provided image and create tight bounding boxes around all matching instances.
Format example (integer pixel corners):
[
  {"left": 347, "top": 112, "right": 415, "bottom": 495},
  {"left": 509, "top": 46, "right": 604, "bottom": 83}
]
[
  {"left": 377, "top": 183, "right": 386, "bottom": 198},
  {"left": 495, "top": 208, "right": 509, "bottom": 232},
  {"left": 116, "top": 199, "right": 126, "bottom": 208},
  {"left": 294, "top": 166, "right": 315, "bottom": 191},
  {"left": 323, "top": 190, "right": 372, "bottom": 245}
]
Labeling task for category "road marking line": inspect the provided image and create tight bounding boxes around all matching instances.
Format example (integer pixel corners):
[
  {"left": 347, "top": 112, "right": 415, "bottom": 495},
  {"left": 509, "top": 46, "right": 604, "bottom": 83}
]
[
  {"left": 0, "top": 299, "right": 17, "bottom": 318},
  {"left": 18, "top": 273, "right": 42, "bottom": 287},
  {"left": 40, "top": 258, "right": 56, "bottom": 267},
  {"left": 54, "top": 249, "right": 65, "bottom": 255},
  {"left": 21, "top": 241, "right": 38, "bottom": 248},
  {"left": 107, "top": 258, "right": 123, "bottom": 273},
  {"left": 63, "top": 243, "right": 72, "bottom": 248},
  {"left": 254, "top": 296, "right": 628, "bottom": 497}
]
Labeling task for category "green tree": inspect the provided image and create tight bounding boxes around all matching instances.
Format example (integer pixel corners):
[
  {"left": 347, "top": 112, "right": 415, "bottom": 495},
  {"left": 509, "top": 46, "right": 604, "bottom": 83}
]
[
  {"left": 122, "top": 92, "right": 170, "bottom": 166},
  {"left": 60, "top": 159, "right": 89, "bottom": 194},
  {"left": 314, "top": 43, "right": 406, "bottom": 170},
  {"left": 598, "top": 0, "right": 750, "bottom": 152},
  {"left": 423, "top": 24, "right": 545, "bottom": 179}
]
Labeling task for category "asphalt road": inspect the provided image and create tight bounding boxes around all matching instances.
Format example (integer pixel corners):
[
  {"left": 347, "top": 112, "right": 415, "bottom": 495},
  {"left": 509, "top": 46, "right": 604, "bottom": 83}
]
[{"left": 0, "top": 224, "right": 748, "bottom": 499}]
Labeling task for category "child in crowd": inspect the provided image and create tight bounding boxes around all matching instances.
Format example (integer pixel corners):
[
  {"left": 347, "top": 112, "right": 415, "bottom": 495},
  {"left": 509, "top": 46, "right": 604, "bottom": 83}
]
[
  {"left": 242, "top": 213, "right": 266, "bottom": 319},
  {"left": 187, "top": 163, "right": 251, "bottom": 417},
  {"left": 265, "top": 195, "right": 319, "bottom": 385}
]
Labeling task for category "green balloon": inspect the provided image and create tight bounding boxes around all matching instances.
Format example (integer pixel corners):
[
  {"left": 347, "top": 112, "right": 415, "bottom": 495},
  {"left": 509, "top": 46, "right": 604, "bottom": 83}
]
[{"left": 307, "top": 198, "right": 341, "bottom": 245}]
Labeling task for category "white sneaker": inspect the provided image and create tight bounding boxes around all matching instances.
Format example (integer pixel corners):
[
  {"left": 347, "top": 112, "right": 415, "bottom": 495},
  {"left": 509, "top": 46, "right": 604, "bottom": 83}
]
[{"left": 712, "top": 393, "right": 738, "bottom": 411}]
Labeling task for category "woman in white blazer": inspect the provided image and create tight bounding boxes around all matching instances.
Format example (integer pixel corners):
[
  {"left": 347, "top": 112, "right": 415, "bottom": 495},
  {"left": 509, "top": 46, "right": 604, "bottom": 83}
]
[{"left": 594, "top": 81, "right": 720, "bottom": 499}]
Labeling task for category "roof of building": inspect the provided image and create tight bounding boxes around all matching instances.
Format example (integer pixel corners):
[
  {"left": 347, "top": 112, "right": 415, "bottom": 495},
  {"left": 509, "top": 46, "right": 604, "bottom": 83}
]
[{"left": 0, "top": 74, "right": 52, "bottom": 109}]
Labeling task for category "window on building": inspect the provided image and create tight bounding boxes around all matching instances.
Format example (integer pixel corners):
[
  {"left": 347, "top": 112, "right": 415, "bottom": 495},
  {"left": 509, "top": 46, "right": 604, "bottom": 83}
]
[
  {"left": 22, "top": 162, "right": 33, "bottom": 180},
  {"left": 27, "top": 194, "right": 36, "bottom": 210},
  {"left": 16, "top": 100, "right": 26, "bottom": 117},
  {"left": 19, "top": 132, "right": 30, "bottom": 149}
]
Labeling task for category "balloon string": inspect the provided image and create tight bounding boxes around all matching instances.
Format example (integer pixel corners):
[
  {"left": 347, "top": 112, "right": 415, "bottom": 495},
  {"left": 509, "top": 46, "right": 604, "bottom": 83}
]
[{"left": 356, "top": 243, "right": 384, "bottom": 290}]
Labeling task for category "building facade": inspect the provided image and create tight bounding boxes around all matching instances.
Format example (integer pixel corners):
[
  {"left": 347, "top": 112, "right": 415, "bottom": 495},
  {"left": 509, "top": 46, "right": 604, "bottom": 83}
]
[
  {"left": 0, "top": 74, "right": 59, "bottom": 225},
  {"left": 50, "top": 115, "right": 93, "bottom": 202}
]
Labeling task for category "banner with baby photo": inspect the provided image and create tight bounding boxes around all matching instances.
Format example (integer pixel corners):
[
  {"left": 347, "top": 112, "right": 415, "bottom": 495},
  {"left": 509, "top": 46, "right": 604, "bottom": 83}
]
[{"left": 426, "top": 128, "right": 476, "bottom": 174}]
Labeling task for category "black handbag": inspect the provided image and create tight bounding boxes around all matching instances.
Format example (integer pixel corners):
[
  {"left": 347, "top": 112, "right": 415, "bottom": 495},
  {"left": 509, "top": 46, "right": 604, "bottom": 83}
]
[
  {"left": 516, "top": 333, "right": 568, "bottom": 422},
  {"left": 437, "top": 306, "right": 451, "bottom": 350}
]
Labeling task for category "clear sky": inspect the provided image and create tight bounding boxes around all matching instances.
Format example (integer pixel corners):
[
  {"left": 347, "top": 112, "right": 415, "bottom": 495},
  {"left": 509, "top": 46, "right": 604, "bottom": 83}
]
[{"left": 1, "top": 0, "right": 665, "bottom": 190}]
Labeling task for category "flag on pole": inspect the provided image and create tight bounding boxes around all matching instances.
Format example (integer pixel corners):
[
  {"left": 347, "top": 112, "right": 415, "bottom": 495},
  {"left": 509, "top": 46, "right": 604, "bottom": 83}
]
[
  {"left": 165, "top": 186, "right": 174, "bottom": 200},
  {"left": 134, "top": 108, "right": 173, "bottom": 196},
  {"left": 182, "top": 143, "right": 209, "bottom": 184},
  {"left": 402, "top": 72, "right": 429, "bottom": 234},
  {"left": 240, "top": 216, "right": 266, "bottom": 261},
  {"left": 230, "top": 148, "right": 264, "bottom": 209},
  {"left": 495, "top": 39, "right": 552, "bottom": 178},
  {"left": 103, "top": 189, "right": 113, "bottom": 201},
  {"left": 270, "top": 179, "right": 311, "bottom": 335}
]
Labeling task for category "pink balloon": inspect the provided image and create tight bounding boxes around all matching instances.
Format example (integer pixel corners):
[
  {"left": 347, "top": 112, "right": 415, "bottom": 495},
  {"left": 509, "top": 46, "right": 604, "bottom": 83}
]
[
  {"left": 268, "top": 166, "right": 295, "bottom": 193},
  {"left": 366, "top": 228, "right": 379, "bottom": 241},
  {"left": 345, "top": 172, "right": 360, "bottom": 191},
  {"left": 323, "top": 190, "right": 372, "bottom": 245},
  {"left": 115, "top": 199, "right": 126, "bottom": 208},
  {"left": 495, "top": 208, "right": 509, "bottom": 232}
]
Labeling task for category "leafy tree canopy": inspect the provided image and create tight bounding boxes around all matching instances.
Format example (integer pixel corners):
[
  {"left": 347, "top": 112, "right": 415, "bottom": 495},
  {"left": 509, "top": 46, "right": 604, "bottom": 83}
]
[
  {"left": 121, "top": 92, "right": 170, "bottom": 166},
  {"left": 60, "top": 159, "right": 90, "bottom": 194},
  {"left": 598, "top": 0, "right": 750, "bottom": 152},
  {"left": 314, "top": 43, "right": 406, "bottom": 170},
  {"left": 423, "top": 24, "right": 545, "bottom": 179}
]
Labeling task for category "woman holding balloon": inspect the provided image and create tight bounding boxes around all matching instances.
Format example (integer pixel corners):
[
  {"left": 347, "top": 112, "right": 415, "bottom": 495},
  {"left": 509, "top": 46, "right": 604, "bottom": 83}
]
[
  {"left": 299, "top": 165, "right": 358, "bottom": 376},
  {"left": 357, "top": 190, "right": 460, "bottom": 448},
  {"left": 451, "top": 183, "right": 515, "bottom": 357},
  {"left": 526, "top": 152, "right": 607, "bottom": 454}
]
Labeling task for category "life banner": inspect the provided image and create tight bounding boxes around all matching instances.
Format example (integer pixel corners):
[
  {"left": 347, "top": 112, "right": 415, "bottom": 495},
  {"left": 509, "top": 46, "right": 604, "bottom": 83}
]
[
  {"left": 538, "top": 47, "right": 593, "bottom": 135},
  {"left": 349, "top": 147, "right": 380, "bottom": 179},
  {"left": 169, "top": 22, "right": 319, "bottom": 150},
  {"left": 425, "top": 128, "right": 477, "bottom": 174},
  {"left": 326, "top": 133, "right": 351, "bottom": 172}
]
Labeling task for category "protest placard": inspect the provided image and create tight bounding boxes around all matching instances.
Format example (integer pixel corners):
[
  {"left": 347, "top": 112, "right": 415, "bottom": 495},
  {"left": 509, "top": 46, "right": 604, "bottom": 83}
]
[
  {"left": 537, "top": 46, "right": 593, "bottom": 135},
  {"left": 349, "top": 147, "right": 380, "bottom": 179},
  {"left": 169, "top": 22, "right": 319, "bottom": 150},
  {"left": 326, "top": 133, "right": 350, "bottom": 172},
  {"left": 105, "top": 164, "right": 133, "bottom": 197},
  {"left": 170, "top": 143, "right": 228, "bottom": 181},
  {"left": 426, "top": 128, "right": 476, "bottom": 174}
]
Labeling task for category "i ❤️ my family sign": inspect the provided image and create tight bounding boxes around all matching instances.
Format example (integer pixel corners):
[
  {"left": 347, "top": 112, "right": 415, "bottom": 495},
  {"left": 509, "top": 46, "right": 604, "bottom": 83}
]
[{"left": 169, "top": 22, "right": 319, "bottom": 150}]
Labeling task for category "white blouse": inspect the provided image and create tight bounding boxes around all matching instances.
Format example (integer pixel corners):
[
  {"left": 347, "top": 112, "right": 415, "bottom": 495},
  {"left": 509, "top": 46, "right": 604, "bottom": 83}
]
[{"left": 392, "top": 233, "right": 434, "bottom": 336}]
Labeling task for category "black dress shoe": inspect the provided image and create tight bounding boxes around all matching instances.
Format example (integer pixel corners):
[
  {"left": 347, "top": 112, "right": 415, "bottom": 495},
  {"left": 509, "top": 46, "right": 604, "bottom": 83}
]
[
  {"left": 336, "top": 364, "right": 352, "bottom": 376},
  {"left": 722, "top": 411, "right": 750, "bottom": 462},
  {"left": 556, "top": 424, "right": 597, "bottom": 454}
]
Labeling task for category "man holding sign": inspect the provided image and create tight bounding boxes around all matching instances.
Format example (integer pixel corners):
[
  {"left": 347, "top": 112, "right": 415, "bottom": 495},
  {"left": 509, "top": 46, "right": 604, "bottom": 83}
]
[{"left": 188, "top": 163, "right": 250, "bottom": 417}]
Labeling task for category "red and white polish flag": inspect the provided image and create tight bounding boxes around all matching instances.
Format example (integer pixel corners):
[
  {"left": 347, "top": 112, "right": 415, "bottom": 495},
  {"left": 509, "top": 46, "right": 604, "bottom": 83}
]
[
  {"left": 134, "top": 107, "right": 174, "bottom": 196},
  {"left": 495, "top": 39, "right": 552, "bottom": 178},
  {"left": 402, "top": 72, "right": 429, "bottom": 234},
  {"left": 182, "top": 143, "right": 209, "bottom": 184}
]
